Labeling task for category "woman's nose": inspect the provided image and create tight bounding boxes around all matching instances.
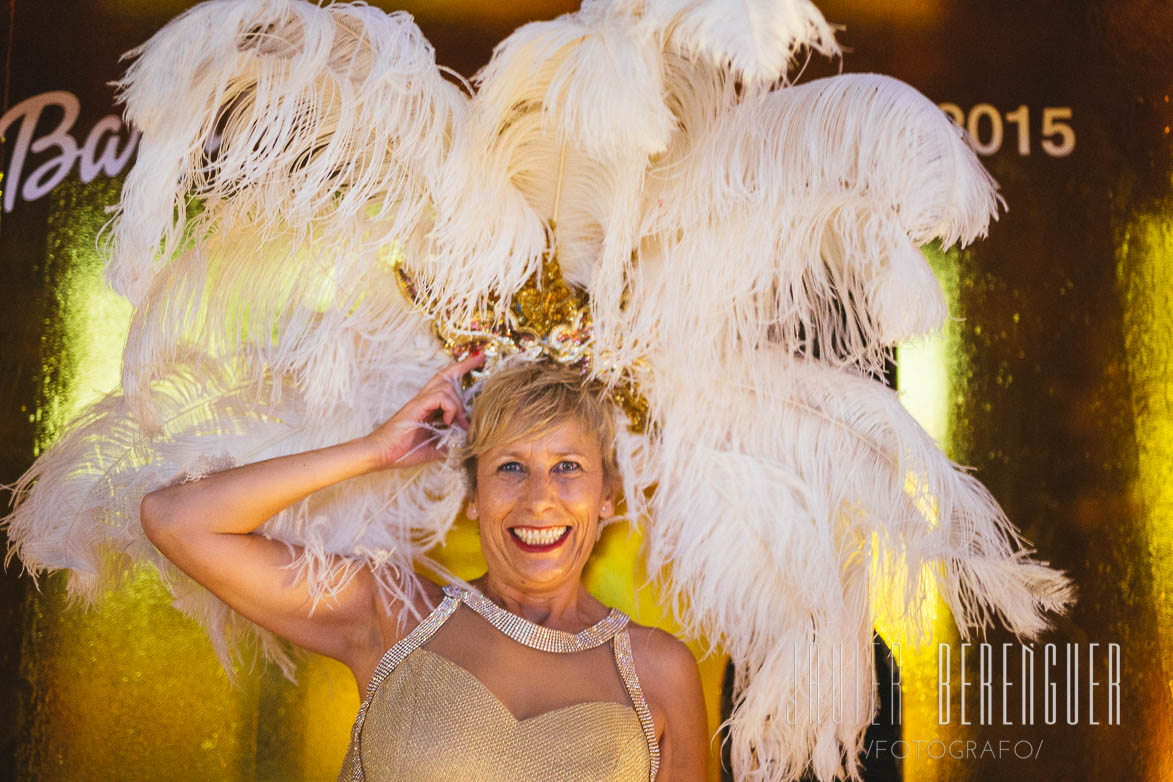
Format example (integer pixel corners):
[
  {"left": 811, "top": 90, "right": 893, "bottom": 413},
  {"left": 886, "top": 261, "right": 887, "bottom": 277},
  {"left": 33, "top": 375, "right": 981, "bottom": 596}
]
[{"left": 522, "top": 472, "right": 557, "bottom": 509}]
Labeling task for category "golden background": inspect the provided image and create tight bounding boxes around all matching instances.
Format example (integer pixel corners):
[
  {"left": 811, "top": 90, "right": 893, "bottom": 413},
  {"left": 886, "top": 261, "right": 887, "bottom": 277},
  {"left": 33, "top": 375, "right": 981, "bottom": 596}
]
[{"left": 1, "top": 0, "right": 1171, "bottom": 780}]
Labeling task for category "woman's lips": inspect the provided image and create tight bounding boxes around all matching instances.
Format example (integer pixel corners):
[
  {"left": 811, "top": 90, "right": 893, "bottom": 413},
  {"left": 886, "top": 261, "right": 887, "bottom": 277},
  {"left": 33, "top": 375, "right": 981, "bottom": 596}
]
[{"left": 509, "top": 525, "right": 571, "bottom": 552}]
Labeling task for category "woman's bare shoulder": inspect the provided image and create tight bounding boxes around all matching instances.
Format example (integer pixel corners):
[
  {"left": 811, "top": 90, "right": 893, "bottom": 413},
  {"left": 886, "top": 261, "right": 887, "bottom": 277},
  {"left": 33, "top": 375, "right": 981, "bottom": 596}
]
[
  {"left": 625, "top": 620, "right": 709, "bottom": 776},
  {"left": 624, "top": 621, "right": 703, "bottom": 698}
]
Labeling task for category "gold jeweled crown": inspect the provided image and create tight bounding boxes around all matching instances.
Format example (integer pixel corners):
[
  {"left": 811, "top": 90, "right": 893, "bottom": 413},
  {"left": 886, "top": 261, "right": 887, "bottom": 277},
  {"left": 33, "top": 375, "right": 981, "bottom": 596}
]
[{"left": 392, "top": 234, "right": 649, "bottom": 433}]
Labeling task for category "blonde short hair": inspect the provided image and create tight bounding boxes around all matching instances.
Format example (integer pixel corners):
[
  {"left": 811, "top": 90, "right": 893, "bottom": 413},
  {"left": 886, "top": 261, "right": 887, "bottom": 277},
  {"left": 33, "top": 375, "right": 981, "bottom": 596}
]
[{"left": 459, "top": 361, "right": 618, "bottom": 492}]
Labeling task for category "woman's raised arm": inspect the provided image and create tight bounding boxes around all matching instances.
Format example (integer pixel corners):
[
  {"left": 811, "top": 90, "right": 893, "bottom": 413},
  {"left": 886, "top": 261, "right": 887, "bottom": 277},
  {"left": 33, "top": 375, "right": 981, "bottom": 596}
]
[{"left": 139, "top": 353, "right": 483, "bottom": 670}]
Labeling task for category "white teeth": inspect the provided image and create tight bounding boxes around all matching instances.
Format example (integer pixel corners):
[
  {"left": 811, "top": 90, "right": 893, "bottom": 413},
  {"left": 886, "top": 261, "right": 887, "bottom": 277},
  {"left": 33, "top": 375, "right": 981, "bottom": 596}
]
[{"left": 512, "top": 526, "right": 568, "bottom": 546}]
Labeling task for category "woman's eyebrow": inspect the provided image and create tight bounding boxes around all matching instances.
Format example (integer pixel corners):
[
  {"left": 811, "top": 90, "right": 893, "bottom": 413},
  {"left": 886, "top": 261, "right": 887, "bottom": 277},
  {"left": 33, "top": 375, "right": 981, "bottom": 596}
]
[{"left": 491, "top": 449, "right": 592, "bottom": 461}]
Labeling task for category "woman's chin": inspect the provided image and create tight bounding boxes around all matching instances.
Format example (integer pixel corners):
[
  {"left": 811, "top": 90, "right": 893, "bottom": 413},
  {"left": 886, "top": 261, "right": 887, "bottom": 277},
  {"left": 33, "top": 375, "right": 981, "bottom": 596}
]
[
  {"left": 489, "top": 531, "right": 587, "bottom": 589},
  {"left": 499, "top": 558, "right": 578, "bottom": 590}
]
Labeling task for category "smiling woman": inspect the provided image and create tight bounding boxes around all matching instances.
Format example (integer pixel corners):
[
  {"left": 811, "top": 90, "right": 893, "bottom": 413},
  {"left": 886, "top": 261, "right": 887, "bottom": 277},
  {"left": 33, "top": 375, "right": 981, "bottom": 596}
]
[{"left": 137, "top": 356, "right": 708, "bottom": 782}]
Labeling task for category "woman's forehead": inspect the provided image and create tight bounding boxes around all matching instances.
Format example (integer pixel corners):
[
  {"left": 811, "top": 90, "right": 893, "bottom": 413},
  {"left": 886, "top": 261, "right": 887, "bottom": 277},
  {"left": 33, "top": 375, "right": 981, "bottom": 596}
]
[{"left": 485, "top": 416, "right": 602, "bottom": 456}]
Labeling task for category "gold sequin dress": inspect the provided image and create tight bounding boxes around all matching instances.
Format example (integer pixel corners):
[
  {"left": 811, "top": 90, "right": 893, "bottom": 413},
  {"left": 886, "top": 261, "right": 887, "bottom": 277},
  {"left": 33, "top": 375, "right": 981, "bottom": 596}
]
[{"left": 337, "top": 585, "right": 660, "bottom": 782}]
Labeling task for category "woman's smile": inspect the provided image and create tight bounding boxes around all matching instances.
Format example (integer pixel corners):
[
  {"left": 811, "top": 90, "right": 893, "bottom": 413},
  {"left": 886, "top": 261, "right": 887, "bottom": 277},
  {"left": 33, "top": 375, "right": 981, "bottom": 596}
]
[{"left": 509, "top": 524, "right": 571, "bottom": 550}]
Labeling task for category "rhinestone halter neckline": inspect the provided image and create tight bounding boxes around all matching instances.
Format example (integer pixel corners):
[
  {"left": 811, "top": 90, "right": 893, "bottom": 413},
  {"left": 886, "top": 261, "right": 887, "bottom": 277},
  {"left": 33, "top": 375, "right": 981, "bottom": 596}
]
[{"left": 443, "top": 584, "right": 629, "bottom": 653}]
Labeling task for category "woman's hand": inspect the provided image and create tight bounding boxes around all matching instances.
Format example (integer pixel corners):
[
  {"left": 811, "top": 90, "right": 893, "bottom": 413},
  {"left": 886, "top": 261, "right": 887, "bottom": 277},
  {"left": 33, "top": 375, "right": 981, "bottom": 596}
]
[{"left": 364, "top": 351, "right": 486, "bottom": 470}]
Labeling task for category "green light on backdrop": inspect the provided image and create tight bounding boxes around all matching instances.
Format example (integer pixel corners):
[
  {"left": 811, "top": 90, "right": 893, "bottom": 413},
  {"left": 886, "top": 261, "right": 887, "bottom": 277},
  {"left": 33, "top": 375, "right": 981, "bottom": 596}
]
[
  {"left": 896, "top": 243, "right": 958, "bottom": 449},
  {"left": 35, "top": 184, "right": 131, "bottom": 453}
]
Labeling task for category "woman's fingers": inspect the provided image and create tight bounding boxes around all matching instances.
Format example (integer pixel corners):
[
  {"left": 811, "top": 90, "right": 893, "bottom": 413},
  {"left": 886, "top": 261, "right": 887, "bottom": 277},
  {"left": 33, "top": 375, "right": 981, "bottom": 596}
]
[
  {"left": 441, "top": 385, "right": 470, "bottom": 429},
  {"left": 414, "top": 385, "right": 466, "bottom": 428},
  {"left": 423, "top": 353, "right": 482, "bottom": 392},
  {"left": 422, "top": 352, "right": 482, "bottom": 420},
  {"left": 446, "top": 350, "right": 486, "bottom": 380}
]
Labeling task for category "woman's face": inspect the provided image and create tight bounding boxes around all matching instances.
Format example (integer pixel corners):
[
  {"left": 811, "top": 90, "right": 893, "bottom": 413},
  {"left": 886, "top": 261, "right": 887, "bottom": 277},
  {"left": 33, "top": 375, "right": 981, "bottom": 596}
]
[{"left": 468, "top": 416, "right": 613, "bottom": 595}]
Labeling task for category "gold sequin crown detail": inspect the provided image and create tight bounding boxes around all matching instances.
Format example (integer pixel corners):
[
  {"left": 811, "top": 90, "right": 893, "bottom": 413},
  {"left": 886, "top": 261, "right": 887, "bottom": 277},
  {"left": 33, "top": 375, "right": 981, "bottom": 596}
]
[{"left": 392, "top": 238, "right": 649, "bottom": 434}]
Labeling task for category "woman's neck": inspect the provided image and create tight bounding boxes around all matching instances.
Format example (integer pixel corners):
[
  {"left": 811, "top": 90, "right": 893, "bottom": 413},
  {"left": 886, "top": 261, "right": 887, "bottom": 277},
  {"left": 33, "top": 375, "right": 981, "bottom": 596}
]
[{"left": 472, "top": 573, "right": 605, "bottom": 631}]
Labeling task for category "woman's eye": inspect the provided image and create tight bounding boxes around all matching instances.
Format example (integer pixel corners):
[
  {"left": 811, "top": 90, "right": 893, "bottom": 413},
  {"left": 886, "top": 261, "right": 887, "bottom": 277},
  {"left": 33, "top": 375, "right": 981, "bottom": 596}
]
[
  {"left": 554, "top": 460, "right": 581, "bottom": 472},
  {"left": 497, "top": 461, "right": 523, "bottom": 473}
]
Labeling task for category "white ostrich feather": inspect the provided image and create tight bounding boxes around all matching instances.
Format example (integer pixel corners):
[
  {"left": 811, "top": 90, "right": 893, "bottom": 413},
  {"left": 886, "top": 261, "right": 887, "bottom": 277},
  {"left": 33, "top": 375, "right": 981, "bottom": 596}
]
[
  {"left": 117, "top": 226, "right": 437, "bottom": 433},
  {"left": 477, "top": 3, "right": 672, "bottom": 162},
  {"left": 607, "top": 0, "right": 840, "bottom": 84},
  {"left": 592, "top": 70, "right": 1001, "bottom": 377},
  {"left": 640, "top": 348, "right": 1073, "bottom": 781},
  {"left": 416, "top": 3, "right": 671, "bottom": 327},
  {"left": 109, "top": 0, "right": 465, "bottom": 306}
]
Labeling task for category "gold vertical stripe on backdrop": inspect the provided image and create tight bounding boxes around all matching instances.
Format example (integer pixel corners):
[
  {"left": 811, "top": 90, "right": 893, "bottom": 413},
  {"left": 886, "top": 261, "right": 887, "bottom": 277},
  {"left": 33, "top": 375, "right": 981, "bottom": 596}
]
[
  {"left": 1117, "top": 206, "right": 1173, "bottom": 780},
  {"left": 891, "top": 244, "right": 968, "bottom": 782},
  {"left": 24, "top": 179, "right": 261, "bottom": 781}
]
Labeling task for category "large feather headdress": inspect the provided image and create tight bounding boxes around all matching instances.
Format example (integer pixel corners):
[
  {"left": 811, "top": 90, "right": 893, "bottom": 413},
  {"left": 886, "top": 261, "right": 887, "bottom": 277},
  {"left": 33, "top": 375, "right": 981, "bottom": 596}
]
[{"left": 2, "top": 0, "right": 1073, "bottom": 779}]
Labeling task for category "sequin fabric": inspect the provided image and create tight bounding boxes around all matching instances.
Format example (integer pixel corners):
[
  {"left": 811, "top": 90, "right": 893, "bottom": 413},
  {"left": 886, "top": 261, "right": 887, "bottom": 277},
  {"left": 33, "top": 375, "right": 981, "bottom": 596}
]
[{"left": 337, "top": 585, "right": 660, "bottom": 781}]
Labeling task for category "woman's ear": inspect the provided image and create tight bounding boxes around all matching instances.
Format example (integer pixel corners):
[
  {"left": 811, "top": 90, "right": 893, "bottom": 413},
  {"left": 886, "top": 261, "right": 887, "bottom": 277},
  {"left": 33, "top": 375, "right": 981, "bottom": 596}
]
[
  {"left": 466, "top": 498, "right": 478, "bottom": 519},
  {"left": 600, "top": 471, "right": 619, "bottom": 520},
  {"left": 599, "top": 482, "right": 615, "bottom": 520}
]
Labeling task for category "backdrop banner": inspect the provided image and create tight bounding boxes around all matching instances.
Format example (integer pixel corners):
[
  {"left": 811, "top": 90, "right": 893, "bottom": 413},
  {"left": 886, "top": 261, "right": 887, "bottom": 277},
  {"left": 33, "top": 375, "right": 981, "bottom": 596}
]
[{"left": 1, "top": 2, "right": 1170, "bottom": 781}]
